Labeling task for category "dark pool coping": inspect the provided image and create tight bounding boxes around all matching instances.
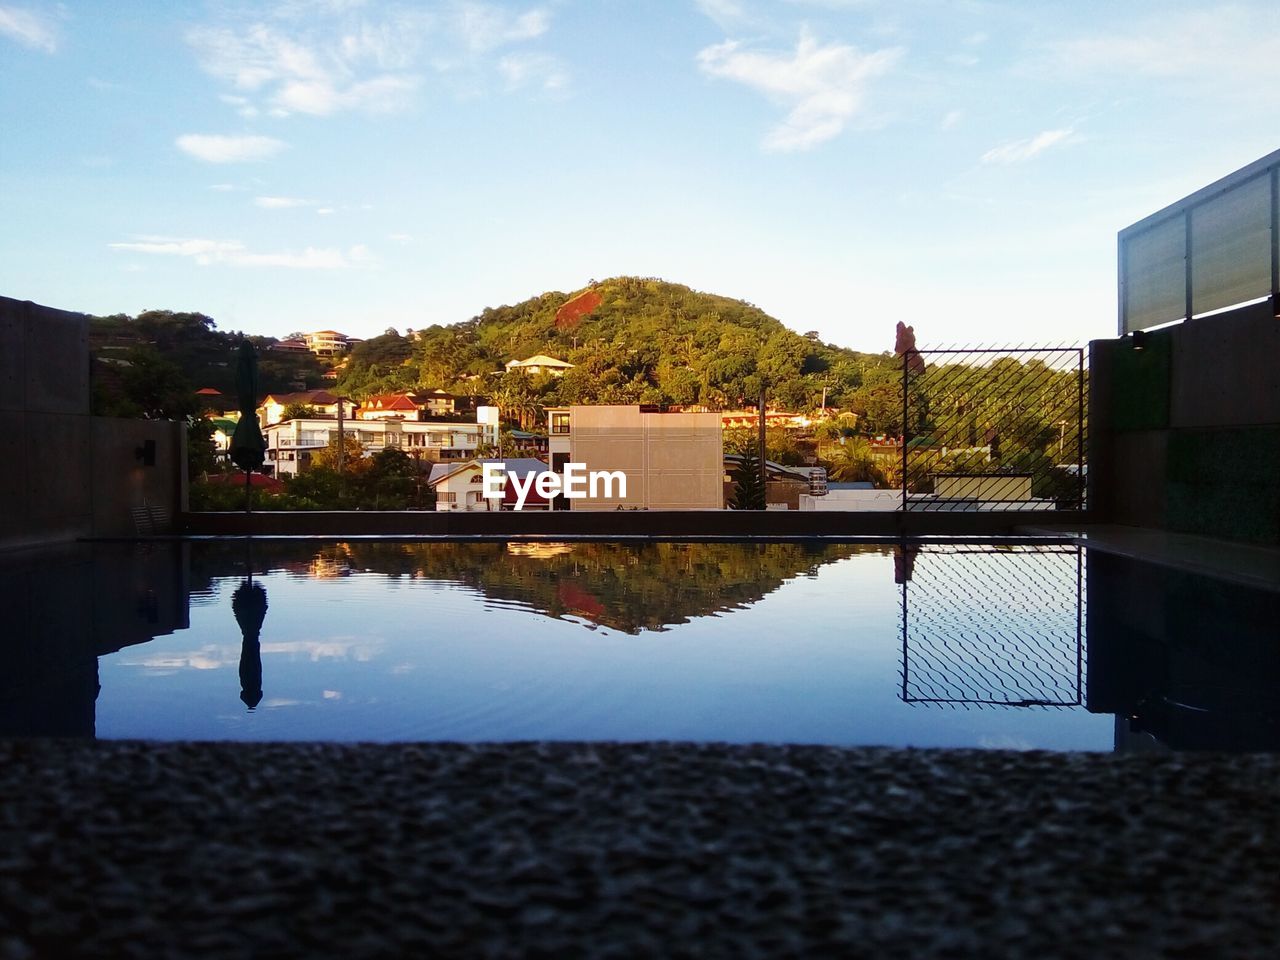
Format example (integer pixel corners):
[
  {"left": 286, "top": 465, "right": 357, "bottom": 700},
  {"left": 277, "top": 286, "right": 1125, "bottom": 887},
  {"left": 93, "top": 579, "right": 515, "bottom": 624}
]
[
  {"left": 3, "top": 738, "right": 1277, "bottom": 958},
  {"left": 179, "top": 508, "right": 1086, "bottom": 539},
  {"left": 1019, "top": 523, "right": 1280, "bottom": 594}
]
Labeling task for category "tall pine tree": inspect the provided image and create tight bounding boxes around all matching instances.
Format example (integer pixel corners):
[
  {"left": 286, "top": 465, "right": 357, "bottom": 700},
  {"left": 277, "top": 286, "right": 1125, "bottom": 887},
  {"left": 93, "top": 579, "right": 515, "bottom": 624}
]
[{"left": 730, "top": 448, "right": 766, "bottom": 510}]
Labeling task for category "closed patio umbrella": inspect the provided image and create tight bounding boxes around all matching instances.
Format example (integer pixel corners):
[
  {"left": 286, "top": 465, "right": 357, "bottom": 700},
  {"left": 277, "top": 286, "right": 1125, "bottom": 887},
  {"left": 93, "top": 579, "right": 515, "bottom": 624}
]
[{"left": 228, "top": 340, "right": 267, "bottom": 512}]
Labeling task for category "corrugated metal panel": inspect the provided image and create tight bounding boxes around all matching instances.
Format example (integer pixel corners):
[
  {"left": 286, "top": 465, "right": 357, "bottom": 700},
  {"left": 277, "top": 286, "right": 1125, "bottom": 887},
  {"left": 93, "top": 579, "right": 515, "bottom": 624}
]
[
  {"left": 1123, "top": 215, "right": 1185, "bottom": 334},
  {"left": 1191, "top": 173, "right": 1271, "bottom": 316}
]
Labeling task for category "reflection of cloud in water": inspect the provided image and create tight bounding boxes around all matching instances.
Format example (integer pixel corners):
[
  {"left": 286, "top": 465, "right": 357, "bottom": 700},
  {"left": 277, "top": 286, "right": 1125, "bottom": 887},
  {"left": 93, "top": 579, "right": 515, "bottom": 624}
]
[
  {"left": 391, "top": 663, "right": 415, "bottom": 675},
  {"left": 978, "top": 735, "right": 1036, "bottom": 751},
  {"left": 262, "top": 698, "right": 304, "bottom": 708},
  {"left": 125, "top": 638, "right": 382, "bottom": 672},
  {"left": 131, "top": 649, "right": 228, "bottom": 672},
  {"left": 260, "top": 640, "right": 380, "bottom": 662},
  {"left": 322, "top": 690, "right": 342, "bottom": 700}
]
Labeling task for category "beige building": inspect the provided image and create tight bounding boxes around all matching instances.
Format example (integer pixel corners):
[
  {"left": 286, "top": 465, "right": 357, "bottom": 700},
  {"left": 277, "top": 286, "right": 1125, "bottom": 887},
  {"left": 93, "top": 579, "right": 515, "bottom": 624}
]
[
  {"left": 545, "top": 405, "right": 722, "bottom": 510},
  {"left": 258, "top": 391, "right": 357, "bottom": 428}
]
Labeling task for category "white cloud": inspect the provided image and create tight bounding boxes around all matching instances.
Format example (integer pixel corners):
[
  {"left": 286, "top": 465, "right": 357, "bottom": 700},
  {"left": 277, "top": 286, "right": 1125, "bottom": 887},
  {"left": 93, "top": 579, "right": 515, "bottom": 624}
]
[
  {"left": 455, "top": 3, "right": 549, "bottom": 53},
  {"left": 316, "top": 207, "right": 336, "bottom": 215},
  {"left": 207, "top": 183, "right": 238, "bottom": 191},
  {"left": 188, "top": 20, "right": 422, "bottom": 117},
  {"left": 388, "top": 232, "right": 413, "bottom": 244},
  {"left": 108, "top": 235, "right": 371, "bottom": 270},
  {"left": 980, "top": 128, "right": 1075, "bottom": 165},
  {"left": 694, "top": 0, "right": 747, "bottom": 30},
  {"left": 1044, "top": 7, "right": 1280, "bottom": 109},
  {"left": 219, "top": 93, "right": 260, "bottom": 118},
  {"left": 498, "top": 52, "right": 568, "bottom": 92},
  {"left": 255, "top": 196, "right": 311, "bottom": 208},
  {"left": 1048, "top": 8, "right": 1278, "bottom": 80},
  {"left": 187, "top": 3, "right": 553, "bottom": 115},
  {"left": 0, "top": 5, "right": 57, "bottom": 53},
  {"left": 697, "top": 30, "right": 902, "bottom": 152},
  {"left": 176, "top": 133, "right": 286, "bottom": 163},
  {"left": 940, "top": 109, "right": 963, "bottom": 131}
]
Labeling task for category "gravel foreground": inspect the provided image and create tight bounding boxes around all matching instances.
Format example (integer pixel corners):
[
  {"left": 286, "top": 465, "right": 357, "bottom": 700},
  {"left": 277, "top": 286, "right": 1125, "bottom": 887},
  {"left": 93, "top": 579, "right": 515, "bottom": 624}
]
[{"left": 1, "top": 740, "right": 1278, "bottom": 959}]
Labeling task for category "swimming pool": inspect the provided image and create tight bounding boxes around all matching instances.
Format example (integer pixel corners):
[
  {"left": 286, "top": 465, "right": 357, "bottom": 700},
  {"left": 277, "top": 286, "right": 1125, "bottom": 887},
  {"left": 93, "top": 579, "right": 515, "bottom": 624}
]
[{"left": 3, "top": 539, "right": 1275, "bottom": 750}]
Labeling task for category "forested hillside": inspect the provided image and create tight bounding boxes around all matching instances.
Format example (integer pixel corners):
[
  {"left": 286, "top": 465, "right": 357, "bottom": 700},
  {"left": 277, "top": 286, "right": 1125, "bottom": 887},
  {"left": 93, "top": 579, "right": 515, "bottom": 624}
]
[
  {"left": 90, "top": 310, "right": 324, "bottom": 419},
  {"left": 338, "top": 277, "right": 904, "bottom": 427}
]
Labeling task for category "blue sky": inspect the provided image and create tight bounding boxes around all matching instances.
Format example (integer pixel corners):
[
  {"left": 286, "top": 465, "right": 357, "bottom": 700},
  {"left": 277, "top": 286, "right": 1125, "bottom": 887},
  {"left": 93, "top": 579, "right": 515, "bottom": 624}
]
[{"left": 2, "top": 0, "right": 1278, "bottom": 352}]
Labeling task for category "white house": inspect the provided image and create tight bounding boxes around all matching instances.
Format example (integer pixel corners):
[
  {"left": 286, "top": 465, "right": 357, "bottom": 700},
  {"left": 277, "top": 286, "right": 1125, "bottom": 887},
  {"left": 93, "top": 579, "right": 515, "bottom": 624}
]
[
  {"left": 265, "top": 407, "right": 500, "bottom": 476},
  {"left": 258, "top": 391, "right": 357, "bottom": 428},
  {"left": 504, "top": 354, "right": 574, "bottom": 377},
  {"left": 428, "top": 458, "right": 550, "bottom": 511}
]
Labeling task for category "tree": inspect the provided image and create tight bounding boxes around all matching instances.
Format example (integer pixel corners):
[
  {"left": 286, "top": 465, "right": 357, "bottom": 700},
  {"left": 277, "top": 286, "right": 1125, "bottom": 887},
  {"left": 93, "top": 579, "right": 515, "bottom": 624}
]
[
  {"left": 310, "top": 433, "right": 367, "bottom": 472},
  {"left": 730, "top": 447, "right": 766, "bottom": 510},
  {"left": 281, "top": 402, "right": 316, "bottom": 420},
  {"left": 825, "top": 439, "right": 888, "bottom": 486}
]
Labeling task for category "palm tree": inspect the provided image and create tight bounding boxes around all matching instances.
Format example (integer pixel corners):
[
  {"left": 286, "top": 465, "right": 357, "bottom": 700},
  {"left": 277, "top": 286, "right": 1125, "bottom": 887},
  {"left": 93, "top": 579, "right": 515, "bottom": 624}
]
[{"left": 825, "top": 438, "right": 888, "bottom": 487}]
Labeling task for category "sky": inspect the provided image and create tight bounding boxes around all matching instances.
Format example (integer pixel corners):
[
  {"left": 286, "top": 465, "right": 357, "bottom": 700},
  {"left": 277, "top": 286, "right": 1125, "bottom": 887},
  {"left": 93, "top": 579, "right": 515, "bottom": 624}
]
[{"left": 2, "top": 0, "right": 1279, "bottom": 353}]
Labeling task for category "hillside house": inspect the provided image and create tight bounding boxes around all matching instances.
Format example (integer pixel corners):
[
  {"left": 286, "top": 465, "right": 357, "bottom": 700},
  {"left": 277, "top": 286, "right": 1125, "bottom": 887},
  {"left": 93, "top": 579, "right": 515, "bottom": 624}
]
[
  {"left": 504, "top": 355, "right": 574, "bottom": 377},
  {"left": 428, "top": 458, "right": 551, "bottom": 511}
]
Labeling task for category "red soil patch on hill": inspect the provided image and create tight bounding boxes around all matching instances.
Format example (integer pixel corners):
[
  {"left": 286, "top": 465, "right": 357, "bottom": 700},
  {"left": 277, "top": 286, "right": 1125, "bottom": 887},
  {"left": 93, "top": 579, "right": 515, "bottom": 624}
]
[{"left": 555, "top": 289, "right": 602, "bottom": 329}]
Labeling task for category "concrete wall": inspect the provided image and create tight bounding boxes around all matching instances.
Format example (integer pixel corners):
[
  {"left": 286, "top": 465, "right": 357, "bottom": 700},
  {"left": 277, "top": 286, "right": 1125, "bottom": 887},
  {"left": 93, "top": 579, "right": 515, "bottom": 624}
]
[
  {"left": 0, "top": 295, "right": 186, "bottom": 549},
  {"left": 1089, "top": 299, "right": 1280, "bottom": 544},
  {"left": 568, "top": 406, "right": 723, "bottom": 510}
]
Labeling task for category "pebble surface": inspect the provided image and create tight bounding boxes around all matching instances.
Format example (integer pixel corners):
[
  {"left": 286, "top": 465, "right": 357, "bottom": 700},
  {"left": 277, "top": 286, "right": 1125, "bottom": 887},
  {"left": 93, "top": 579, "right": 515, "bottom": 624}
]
[{"left": 2, "top": 739, "right": 1278, "bottom": 958}]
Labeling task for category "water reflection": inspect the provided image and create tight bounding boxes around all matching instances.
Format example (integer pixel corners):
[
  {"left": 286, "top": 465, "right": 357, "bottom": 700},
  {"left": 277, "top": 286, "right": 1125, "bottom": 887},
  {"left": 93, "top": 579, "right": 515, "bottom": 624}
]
[
  {"left": 192, "top": 540, "right": 875, "bottom": 634},
  {"left": 233, "top": 581, "right": 267, "bottom": 710},
  {"left": 3, "top": 538, "right": 1279, "bottom": 751},
  {"left": 898, "top": 544, "right": 1084, "bottom": 708},
  {"left": 1086, "top": 551, "right": 1280, "bottom": 752}
]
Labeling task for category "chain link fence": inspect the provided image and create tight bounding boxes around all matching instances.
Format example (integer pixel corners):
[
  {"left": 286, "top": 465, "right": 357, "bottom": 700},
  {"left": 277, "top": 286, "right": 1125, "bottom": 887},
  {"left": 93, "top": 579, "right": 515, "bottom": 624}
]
[{"left": 900, "top": 347, "right": 1086, "bottom": 511}]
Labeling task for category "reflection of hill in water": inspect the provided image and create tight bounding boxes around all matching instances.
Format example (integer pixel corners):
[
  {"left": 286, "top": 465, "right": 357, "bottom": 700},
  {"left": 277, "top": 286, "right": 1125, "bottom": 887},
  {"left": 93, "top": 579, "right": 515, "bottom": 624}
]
[{"left": 191, "top": 541, "right": 881, "bottom": 634}]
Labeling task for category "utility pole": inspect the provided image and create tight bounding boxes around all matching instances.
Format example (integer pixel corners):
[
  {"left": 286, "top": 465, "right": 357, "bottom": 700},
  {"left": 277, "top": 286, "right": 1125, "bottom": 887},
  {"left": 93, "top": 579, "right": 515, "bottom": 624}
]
[
  {"left": 758, "top": 385, "right": 767, "bottom": 508},
  {"left": 336, "top": 394, "right": 346, "bottom": 486}
]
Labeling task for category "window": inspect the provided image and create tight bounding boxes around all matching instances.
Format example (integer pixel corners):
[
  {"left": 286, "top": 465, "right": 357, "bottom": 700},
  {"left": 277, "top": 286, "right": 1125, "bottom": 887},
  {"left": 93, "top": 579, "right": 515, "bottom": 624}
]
[
  {"left": 439, "top": 492, "right": 456, "bottom": 503},
  {"left": 551, "top": 412, "right": 571, "bottom": 435}
]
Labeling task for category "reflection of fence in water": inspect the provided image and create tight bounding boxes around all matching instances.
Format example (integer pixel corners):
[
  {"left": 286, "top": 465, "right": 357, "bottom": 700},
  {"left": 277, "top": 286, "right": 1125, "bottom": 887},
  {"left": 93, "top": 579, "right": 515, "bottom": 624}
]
[{"left": 899, "top": 545, "right": 1083, "bottom": 708}]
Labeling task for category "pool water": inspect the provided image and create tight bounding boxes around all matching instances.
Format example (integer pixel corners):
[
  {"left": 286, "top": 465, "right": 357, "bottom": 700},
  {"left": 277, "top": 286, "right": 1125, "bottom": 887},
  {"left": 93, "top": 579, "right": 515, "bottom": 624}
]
[{"left": 3, "top": 540, "right": 1276, "bottom": 751}]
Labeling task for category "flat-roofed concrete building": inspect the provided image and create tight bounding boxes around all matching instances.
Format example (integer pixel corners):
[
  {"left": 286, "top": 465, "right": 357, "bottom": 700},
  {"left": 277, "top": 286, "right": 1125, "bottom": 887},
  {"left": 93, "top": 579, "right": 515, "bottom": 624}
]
[{"left": 545, "top": 405, "right": 722, "bottom": 510}]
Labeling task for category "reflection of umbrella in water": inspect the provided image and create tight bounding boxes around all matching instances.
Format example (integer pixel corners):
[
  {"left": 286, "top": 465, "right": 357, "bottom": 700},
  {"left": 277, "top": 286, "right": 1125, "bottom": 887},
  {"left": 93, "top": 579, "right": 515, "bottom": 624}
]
[
  {"left": 228, "top": 340, "right": 267, "bottom": 513},
  {"left": 233, "top": 580, "right": 267, "bottom": 710}
]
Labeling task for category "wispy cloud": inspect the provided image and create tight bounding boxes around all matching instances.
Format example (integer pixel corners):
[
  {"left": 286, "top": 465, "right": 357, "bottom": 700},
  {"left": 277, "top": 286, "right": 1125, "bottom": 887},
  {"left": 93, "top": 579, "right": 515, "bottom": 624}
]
[
  {"left": 187, "top": 2, "right": 554, "bottom": 116},
  {"left": 498, "top": 52, "right": 567, "bottom": 92},
  {"left": 0, "top": 4, "right": 57, "bottom": 52},
  {"left": 188, "top": 21, "right": 421, "bottom": 117},
  {"left": 176, "top": 134, "right": 286, "bottom": 163},
  {"left": 455, "top": 2, "right": 548, "bottom": 52},
  {"left": 254, "top": 196, "right": 312, "bottom": 209},
  {"left": 697, "top": 29, "right": 902, "bottom": 152},
  {"left": 980, "top": 128, "right": 1075, "bottom": 165},
  {"left": 940, "top": 109, "right": 963, "bottom": 131},
  {"left": 1047, "top": 7, "right": 1280, "bottom": 81},
  {"left": 694, "top": 0, "right": 748, "bottom": 30},
  {"left": 108, "top": 235, "right": 371, "bottom": 270},
  {"left": 388, "top": 232, "right": 413, "bottom": 244}
]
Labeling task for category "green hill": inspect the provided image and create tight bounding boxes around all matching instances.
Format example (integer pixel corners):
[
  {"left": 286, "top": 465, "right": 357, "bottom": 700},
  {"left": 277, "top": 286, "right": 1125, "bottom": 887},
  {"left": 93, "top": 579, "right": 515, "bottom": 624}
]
[{"left": 341, "top": 277, "right": 899, "bottom": 416}]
